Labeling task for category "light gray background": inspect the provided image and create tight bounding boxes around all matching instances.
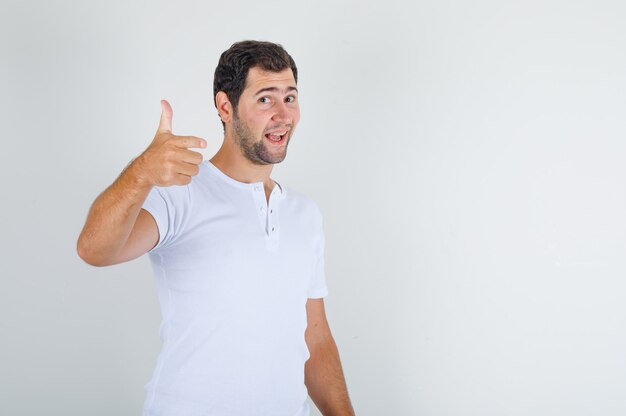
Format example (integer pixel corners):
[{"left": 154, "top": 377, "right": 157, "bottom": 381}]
[{"left": 2, "top": 0, "right": 625, "bottom": 415}]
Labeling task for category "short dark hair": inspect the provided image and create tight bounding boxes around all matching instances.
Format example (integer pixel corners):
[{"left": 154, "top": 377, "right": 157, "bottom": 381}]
[{"left": 213, "top": 40, "right": 298, "bottom": 114}]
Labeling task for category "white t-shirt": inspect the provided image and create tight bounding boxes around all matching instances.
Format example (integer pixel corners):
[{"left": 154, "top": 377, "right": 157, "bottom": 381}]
[{"left": 140, "top": 160, "right": 328, "bottom": 416}]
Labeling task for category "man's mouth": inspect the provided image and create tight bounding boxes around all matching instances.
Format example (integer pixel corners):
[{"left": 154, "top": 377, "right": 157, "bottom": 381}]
[{"left": 264, "top": 131, "right": 288, "bottom": 143}]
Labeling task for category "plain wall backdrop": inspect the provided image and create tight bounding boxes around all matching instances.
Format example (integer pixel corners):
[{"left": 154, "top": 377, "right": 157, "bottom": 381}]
[{"left": 2, "top": 0, "right": 625, "bottom": 415}]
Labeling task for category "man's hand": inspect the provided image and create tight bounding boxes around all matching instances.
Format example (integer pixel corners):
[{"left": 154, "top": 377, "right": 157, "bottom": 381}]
[{"left": 133, "top": 99, "right": 207, "bottom": 187}]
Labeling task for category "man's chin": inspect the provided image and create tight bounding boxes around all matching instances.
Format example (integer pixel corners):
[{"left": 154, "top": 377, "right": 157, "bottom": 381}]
[
  {"left": 249, "top": 142, "right": 288, "bottom": 165},
  {"left": 261, "top": 153, "right": 287, "bottom": 165},
  {"left": 245, "top": 151, "right": 287, "bottom": 166}
]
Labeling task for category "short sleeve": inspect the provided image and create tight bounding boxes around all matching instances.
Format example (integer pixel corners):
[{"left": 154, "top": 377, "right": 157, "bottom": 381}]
[
  {"left": 141, "top": 185, "right": 192, "bottom": 253},
  {"left": 307, "top": 204, "right": 329, "bottom": 299}
]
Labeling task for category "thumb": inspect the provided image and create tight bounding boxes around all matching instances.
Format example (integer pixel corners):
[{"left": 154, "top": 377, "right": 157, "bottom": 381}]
[{"left": 158, "top": 99, "right": 173, "bottom": 133}]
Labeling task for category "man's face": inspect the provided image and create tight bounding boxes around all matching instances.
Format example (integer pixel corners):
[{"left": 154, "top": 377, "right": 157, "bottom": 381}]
[{"left": 231, "top": 67, "right": 300, "bottom": 165}]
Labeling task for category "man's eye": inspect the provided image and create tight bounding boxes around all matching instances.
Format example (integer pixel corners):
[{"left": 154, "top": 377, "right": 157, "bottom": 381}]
[
  {"left": 285, "top": 96, "right": 296, "bottom": 103},
  {"left": 259, "top": 97, "right": 271, "bottom": 104}
]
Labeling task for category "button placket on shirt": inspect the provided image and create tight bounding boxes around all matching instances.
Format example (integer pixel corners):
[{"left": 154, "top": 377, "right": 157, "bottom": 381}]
[
  {"left": 266, "top": 188, "right": 280, "bottom": 250},
  {"left": 268, "top": 199, "right": 277, "bottom": 234},
  {"left": 252, "top": 183, "right": 280, "bottom": 245}
]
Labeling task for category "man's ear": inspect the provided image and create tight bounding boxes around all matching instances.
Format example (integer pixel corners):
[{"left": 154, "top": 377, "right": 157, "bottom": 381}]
[{"left": 216, "top": 91, "right": 234, "bottom": 123}]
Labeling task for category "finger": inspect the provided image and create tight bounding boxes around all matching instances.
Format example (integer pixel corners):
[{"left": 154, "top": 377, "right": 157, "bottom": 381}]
[
  {"left": 158, "top": 99, "right": 173, "bottom": 133},
  {"left": 173, "top": 136, "right": 207, "bottom": 149},
  {"left": 174, "top": 173, "right": 193, "bottom": 186},
  {"left": 176, "top": 161, "right": 200, "bottom": 177},
  {"left": 180, "top": 149, "right": 204, "bottom": 165}
]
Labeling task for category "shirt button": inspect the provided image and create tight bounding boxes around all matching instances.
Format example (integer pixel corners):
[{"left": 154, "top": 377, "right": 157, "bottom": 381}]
[
  {"left": 260, "top": 206, "right": 266, "bottom": 212},
  {"left": 254, "top": 185, "right": 261, "bottom": 191},
  {"left": 270, "top": 209, "right": 273, "bottom": 214}
]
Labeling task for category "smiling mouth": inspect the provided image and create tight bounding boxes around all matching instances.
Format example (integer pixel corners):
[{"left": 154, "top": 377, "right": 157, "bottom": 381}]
[{"left": 264, "top": 131, "right": 288, "bottom": 143}]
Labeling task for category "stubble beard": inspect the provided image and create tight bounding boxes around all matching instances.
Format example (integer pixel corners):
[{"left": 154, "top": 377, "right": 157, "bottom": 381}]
[{"left": 232, "top": 110, "right": 290, "bottom": 166}]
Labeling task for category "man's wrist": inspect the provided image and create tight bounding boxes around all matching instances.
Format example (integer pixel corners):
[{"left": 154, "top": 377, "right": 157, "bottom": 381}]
[{"left": 119, "top": 155, "right": 154, "bottom": 192}]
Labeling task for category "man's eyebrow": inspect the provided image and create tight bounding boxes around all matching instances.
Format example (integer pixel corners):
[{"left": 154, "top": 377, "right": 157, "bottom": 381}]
[{"left": 253, "top": 86, "right": 298, "bottom": 96}]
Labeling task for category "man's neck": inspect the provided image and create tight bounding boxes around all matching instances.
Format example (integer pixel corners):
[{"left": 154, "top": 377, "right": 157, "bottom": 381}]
[{"left": 209, "top": 141, "right": 275, "bottom": 191}]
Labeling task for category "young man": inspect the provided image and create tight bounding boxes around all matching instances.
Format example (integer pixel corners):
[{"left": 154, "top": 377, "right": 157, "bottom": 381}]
[{"left": 77, "top": 41, "right": 355, "bottom": 416}]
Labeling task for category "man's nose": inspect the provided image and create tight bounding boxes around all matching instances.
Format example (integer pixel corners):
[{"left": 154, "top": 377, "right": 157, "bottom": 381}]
[{"left": 271, "top": 101, "right": 292, "bottom": 124}]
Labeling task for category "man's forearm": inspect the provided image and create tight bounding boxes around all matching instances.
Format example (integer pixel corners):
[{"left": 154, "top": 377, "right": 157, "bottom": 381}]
[
  {"left": 305, "top": 336, "right": 355, "bottom": 416},
  {"left": 76, "top": 159, "right": 152, "bottom": 266}
]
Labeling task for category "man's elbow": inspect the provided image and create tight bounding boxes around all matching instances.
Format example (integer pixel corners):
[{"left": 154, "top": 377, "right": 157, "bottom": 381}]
[{"left": 76, "top": 239, "right": 112, "bottom": 267}]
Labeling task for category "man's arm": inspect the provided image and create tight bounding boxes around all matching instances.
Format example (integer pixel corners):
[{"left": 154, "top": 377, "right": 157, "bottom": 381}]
[
  {"left": 76, "top": 164, "right": 158, "bottom": 266},
  {"left": 305, "top": 298, "right": 355, "bottom": 416},
  {"left": 76, "top": 100, "right": 206, "bottom": 266}
]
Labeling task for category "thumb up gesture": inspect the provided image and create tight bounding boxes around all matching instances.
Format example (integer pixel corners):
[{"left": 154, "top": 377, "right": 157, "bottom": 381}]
[{"left": 134, "top": 100, "right": 207, "bottom": 187}]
